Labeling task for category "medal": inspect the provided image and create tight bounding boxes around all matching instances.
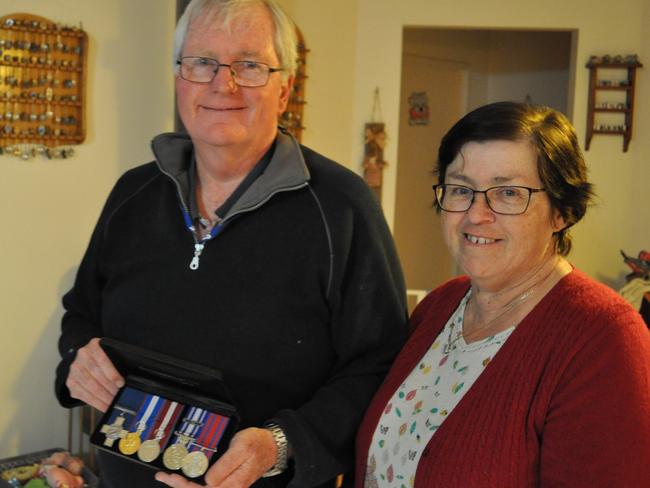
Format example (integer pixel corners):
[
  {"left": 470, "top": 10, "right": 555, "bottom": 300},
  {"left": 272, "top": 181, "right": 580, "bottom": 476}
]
[
  {"left": 162, "top": 407, "right": 205, "bottom": 470},
  {"left": 162, "top": 442, "right": 189, "bottom": 470},
  {"left": 138, "top": 439, "right": 162, "bottom": 463},
  {"left": 99, "top": 414, "right": 128, "bottom": 447},
  {"left": 118, "top": 431, "right": 142, "bottom": 455},
  {"left": 119, "top": 394, "right": 162, "bottom": 456},
  {"left": 99, "top": 395, "right": 139, "bottom": 448},
  {"left": 181, "top": 411, "right": 231, "bottom": 478},
  {"left": 181, "top": 451, "right": 209, "bottom": 478},
  {"left": 138, "top": 400, "right": 182, "bottom": 463}
]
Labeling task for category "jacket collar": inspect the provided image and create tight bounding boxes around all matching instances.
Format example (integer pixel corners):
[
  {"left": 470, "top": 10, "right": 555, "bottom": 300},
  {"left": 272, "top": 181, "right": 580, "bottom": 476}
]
[{"left": 150, "top": 128, "right": 311, "bottom": 219}]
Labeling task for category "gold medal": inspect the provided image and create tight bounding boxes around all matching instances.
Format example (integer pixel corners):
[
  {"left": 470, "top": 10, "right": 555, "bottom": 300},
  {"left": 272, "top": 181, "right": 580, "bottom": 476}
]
[
  {"left": 118, "top": 431, "right": 142, "bottom": 455},
  {"left": 137, "top": 439, "right": 161, "bottom": 463},
  {"left": 120, "top": 394, "right": 161, "bottom": 456},
  {"left": 181, "top": 451, "right": 209, "bottom": 478},
  {"left": 162, "top": 444, "right": 188, "bottom": 470}
]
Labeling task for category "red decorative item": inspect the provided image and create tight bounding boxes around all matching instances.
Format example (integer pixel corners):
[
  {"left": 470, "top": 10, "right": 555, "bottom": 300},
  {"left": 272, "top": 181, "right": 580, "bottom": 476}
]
[{"left": 621, "top": 249, "right": 650, "bottom": 281}]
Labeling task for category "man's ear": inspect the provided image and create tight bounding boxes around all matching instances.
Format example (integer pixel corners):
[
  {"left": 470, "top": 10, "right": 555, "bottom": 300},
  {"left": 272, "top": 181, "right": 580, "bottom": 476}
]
[{"left": 278, "top": 75, "right": 294, "bottom": 115}]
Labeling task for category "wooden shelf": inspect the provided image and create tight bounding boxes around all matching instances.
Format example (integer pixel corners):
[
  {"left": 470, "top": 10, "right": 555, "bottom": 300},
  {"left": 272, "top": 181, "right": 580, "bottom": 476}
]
[
  {"left": 593, "top": 130, "right": 628, "bottom": 135},
  {"left": 594, "top": 108, "right": 630, "bottom": 113},
  {"left": 594, "top": 85, "right": 631, "bottom": 91},
  {"left": 585, "top": 58, "right": 642, "bottom": 152},
  {"left": 586, "top": 62, "right": 642, "bottom": 69}
]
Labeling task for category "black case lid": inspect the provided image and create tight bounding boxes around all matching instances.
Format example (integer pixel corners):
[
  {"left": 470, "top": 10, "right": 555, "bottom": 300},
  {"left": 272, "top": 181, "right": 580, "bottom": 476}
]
[{"left": 100, "top": 338, "right": 235, "bottom": 406}]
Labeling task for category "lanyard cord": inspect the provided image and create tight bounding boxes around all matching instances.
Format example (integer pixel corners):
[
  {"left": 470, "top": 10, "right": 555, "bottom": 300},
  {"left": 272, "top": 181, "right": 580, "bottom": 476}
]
[{"left": 180, "top": 205, "right": 225, "bottom": 270}]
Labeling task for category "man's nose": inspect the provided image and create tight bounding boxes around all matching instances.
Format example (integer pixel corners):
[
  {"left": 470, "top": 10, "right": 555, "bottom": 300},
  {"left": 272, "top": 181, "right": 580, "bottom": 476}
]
[{"left": 209, "top": 65, "right": 237, "bottom": 93}]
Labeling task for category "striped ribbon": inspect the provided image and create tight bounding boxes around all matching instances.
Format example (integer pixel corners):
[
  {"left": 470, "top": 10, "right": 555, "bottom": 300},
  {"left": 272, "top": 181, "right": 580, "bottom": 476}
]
[
  {"left": 188, "top": 411, "right": 231, "bottom": 458},
  {"left": 133, "top": 394, "right": 163, "bottom": 433}
]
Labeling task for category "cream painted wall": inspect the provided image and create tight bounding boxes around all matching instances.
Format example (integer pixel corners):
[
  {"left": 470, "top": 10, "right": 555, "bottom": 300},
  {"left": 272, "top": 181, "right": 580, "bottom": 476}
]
[
  {"left": 625, "top": 0, "right": 650, "bottom": 281},
  {"left": 0, "top": 0, "right": 175, "bottom": 458},
  {"left": 351, "top": 0, "right": 649, "bottom": 288},
  {"left": 277, "top": 0, "right": 359, "bottom": 167}
]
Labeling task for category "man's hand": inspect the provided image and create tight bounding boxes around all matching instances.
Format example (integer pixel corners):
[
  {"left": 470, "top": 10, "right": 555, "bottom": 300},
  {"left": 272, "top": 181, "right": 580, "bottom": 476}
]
[
  {"left": 155, "top": 427, "right": 278, "bottom": 488},
  {"left": 65, "top": 337, "right": 124, "bottom": 412}
]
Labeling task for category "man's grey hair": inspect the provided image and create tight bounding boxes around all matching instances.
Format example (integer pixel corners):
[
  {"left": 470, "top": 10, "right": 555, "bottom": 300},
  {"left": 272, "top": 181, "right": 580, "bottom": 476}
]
[{"left": 173, "top": 0, "right": 297, "bottom": 80}]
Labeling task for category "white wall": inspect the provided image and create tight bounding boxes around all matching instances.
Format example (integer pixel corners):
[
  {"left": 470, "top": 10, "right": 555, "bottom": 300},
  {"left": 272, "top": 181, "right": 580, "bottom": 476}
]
[{"left": 0, "top": 0, "right": 175, "bottom": 458}]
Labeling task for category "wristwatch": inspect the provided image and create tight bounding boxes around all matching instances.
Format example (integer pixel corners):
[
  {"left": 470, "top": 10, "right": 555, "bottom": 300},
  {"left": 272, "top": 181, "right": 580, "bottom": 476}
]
[{"left": 262, "top": 422, "right": 290, "bottom": 477}]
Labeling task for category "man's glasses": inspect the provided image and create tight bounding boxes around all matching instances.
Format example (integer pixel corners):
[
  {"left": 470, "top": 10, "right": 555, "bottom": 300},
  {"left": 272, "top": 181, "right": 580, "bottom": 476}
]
[
  {"left": 432, "top": 183, "right": 545, "bottom": 215},
  {"left": 176, "top": 56, "right": 283, "bottom": 87}
]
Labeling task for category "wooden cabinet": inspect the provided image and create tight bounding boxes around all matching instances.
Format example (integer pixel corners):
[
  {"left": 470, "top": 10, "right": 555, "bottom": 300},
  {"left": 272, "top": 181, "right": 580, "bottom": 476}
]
[{"left": 585, "top": 57, "right": 642, "bottom": 152}]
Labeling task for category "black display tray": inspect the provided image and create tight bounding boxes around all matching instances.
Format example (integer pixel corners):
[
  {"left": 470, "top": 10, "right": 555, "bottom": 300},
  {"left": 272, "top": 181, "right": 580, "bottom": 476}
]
[
  {"left": 99, "top": 338, "right": 235, "bottom": 403},
  {"left": 89, "top": 339, "right": 239, "bottom": 481}
]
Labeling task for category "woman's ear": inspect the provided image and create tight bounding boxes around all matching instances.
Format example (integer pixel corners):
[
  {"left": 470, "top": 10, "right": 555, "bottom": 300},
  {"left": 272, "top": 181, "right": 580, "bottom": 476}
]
[{"left": 551, "top": 208, "right": 567, "bottom": 233}]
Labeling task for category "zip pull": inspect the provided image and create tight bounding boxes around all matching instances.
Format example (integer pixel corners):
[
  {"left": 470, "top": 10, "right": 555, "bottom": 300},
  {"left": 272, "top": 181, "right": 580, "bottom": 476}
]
[{"left": 189, "top": 242, "right": 205, "bottom": 270}]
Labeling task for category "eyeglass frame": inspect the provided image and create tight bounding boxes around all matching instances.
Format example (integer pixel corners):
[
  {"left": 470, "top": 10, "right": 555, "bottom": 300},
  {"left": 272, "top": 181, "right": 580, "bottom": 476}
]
[
  {"left": 176, "top": 56, "right": 284, "bottom": 87},
  {"left": 432, "top": 183, "right": 546, "bottom": 215}
]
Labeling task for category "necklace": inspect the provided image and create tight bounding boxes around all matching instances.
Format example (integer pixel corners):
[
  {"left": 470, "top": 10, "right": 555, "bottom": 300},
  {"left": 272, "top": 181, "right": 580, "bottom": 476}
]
[{"left": 443, "top": 260, "right": 558, "bottom": 354}]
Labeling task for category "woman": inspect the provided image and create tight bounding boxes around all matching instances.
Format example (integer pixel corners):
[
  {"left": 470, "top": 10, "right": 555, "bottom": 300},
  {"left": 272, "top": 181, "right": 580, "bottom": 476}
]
[{"left": 356, "top": 101, "right": 650, "bottom": 487}]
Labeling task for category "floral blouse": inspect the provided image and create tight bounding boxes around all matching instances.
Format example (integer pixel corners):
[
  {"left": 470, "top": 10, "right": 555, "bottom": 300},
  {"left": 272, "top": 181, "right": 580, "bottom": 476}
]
[{"left": 365, "top": 291, "right": 514, "bottom": 488}]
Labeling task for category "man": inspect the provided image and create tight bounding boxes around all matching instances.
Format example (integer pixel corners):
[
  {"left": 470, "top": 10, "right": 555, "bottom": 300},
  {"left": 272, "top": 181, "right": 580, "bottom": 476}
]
[{"left": 55, "top": 1, "right": 407, "bottom": 487}]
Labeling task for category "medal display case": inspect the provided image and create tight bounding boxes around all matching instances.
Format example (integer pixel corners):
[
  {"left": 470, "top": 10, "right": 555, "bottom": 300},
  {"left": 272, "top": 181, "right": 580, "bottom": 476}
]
[
  {"left": 89, "top": 339, "right": 239, "bottom": 481},
  {"left": 0, "top": 13, "right": 87, "bottom": 160}
]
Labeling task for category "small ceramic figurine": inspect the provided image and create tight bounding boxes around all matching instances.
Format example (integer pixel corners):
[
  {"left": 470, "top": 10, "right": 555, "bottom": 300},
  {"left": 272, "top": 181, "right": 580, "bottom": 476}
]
[
  {"left": 38, "top": 451, "right": 85, "bottom": 488},
  {"left": 39, "top": 465, "right": 84, "bottom": 488}
]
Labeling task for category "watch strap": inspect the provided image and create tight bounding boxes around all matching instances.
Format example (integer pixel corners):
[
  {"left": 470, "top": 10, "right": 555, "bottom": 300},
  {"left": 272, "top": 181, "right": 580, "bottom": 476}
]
[{"left": 261, "top": 422, "right": 289, "bottom": 477}]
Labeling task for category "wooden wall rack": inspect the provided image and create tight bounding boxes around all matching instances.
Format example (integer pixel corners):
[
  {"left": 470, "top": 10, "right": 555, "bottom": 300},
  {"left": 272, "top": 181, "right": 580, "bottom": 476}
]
[
  {"left": 585, "top": 55, "right": 642, "bottom": 152},
  {"left": 279, "top": 27, "right": 308, "bottom": 142},
  {"left": 0, "top": 13, "right": 87, "bottom": 159}
]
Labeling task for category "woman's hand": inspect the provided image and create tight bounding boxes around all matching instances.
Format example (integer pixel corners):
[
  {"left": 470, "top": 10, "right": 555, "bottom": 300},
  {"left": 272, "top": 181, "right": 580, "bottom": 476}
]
[
  {"left": 155, "top": 427, "right": 278, "bottom": 488},
  {"left": 65, "top": 337, "right": 124, "bottom": 412}
]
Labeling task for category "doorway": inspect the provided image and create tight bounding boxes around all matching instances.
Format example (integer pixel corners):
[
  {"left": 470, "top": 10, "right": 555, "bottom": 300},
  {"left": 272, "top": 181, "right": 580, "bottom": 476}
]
[{"left": 394, "top": 55, "right": 467, "bottom": 302}]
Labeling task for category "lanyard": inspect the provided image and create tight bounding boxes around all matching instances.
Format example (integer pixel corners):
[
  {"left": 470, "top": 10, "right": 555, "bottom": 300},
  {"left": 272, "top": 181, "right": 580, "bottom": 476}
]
[{"left": 180, "top": 205, "right": 225, "bottom": 270}]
